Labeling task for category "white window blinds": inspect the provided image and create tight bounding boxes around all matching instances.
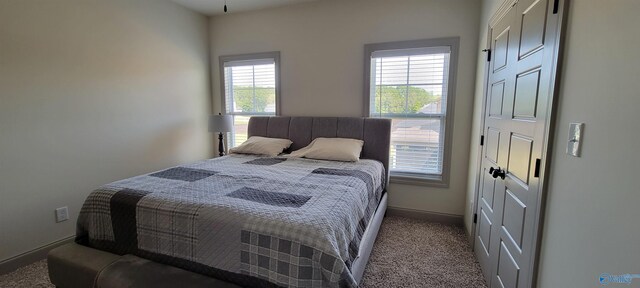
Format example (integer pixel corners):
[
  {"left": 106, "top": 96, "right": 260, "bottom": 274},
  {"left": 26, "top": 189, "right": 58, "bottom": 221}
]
[
  {"left": 223, "top": 58, "right": 277, "bottom": 147},
  {"left": 369, "top": 47, "right": 451, "bottom": 177}
]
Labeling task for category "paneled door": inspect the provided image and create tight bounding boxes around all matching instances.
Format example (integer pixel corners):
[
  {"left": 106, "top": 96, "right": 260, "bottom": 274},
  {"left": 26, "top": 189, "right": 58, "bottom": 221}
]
[{"left": 474, "top": 0, "right": 565, "bottom": 287}]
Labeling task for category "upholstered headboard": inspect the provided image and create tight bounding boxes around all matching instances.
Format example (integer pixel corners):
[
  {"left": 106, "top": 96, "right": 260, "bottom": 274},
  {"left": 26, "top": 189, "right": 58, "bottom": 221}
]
[{"left": 247, "top": 116, "right": 391, "bottom": 183}]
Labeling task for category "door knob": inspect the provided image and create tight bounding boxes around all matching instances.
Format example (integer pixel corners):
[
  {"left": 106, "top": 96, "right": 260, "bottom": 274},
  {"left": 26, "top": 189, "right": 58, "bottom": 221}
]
[{"left": 489, "top": 167, "right": 506, "bottom": 180}]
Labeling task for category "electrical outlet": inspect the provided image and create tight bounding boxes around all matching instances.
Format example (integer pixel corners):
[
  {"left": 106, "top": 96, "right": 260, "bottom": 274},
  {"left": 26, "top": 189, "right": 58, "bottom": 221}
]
[{"left": 55, "top": 207, "right": 69, "bottom": 223}]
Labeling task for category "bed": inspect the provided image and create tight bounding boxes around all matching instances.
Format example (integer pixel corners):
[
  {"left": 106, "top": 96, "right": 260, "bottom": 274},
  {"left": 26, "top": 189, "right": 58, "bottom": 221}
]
[{"left": 48, "top": 116, "right": 391, "bottom": 288}]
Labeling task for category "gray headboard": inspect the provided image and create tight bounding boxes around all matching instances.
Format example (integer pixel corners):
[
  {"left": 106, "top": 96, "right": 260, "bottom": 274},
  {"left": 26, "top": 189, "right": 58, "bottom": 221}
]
[{"left": 247, "top": 116, "right": 391, "bottom": 182}]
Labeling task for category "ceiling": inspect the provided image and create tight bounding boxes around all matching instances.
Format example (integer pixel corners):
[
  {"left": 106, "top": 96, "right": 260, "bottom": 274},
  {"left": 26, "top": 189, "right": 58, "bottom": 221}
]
[{"left": 172, "top": 0, "right": 318, "bottom": 16}]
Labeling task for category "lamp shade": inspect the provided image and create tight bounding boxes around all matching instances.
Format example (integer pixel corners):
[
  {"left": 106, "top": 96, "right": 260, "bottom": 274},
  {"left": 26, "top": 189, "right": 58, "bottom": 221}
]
[{"left": 208, "top": 114, "right": 233, "bottom": 133}]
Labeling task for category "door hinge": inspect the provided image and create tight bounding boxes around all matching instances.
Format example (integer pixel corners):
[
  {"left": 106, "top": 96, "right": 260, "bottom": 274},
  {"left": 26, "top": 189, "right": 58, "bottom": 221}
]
[
  {"left": 553, "top": 0, "right": 559, "bottom": 14},
  {"left": 482, "top": 49, "right": 492, "bottom": 62},
  {"left": 534, "top": 158, "right": 541, "bottom": 178},
  {"left": 473, "top": 213, "right": 478, "bottom": 224},
  {"left": 480, "top": 135, "right": 484, "bottom": 146}
]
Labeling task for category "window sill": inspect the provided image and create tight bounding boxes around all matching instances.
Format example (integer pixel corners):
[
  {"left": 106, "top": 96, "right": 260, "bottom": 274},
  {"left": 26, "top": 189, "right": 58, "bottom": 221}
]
[{"left": 389, "top": 173, "right": 449, "bottom": 188}]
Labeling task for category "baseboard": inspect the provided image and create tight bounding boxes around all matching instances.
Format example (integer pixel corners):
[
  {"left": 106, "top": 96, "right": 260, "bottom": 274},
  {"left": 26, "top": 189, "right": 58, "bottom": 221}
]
[
  {"left": 0, "top": 235, "right": 75, "bottom": 275},
  {"left": 386, "top": 207, "right": 464, "bottom": 226}
]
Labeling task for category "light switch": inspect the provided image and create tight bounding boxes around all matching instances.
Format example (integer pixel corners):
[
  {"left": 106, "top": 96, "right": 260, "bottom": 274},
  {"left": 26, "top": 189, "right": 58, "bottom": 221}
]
[{"left": 566, "top": 123, "right": 584, "bottom": 157}]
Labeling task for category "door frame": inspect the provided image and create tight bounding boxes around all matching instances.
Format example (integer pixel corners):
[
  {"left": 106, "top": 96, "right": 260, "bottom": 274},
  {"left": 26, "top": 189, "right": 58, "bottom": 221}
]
[{"left": 470, "top": 0, "right": 569, "bottom": 287}]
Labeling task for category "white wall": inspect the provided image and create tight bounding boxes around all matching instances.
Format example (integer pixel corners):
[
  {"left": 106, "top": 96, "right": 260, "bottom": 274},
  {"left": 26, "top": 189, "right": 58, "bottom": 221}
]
[
  {"left": 0, "top": 0, "right": 211, "bottom": 262},
  {"left": 209, "top": 0, "right": 481, "bottom": 216},
  {"left": 537, "top": 0, "right": 640, "bottom": 286},
  {"left": 467, "top": 0, "right": 640, "bottom": 286}
]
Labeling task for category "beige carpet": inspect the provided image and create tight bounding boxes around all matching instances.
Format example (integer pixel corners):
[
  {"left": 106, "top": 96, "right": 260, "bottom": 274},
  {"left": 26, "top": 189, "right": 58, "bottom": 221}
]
[
  {"left": 0, "top": 259, "right": 52, "bottom": 288},
  {"left": 359, "top": 216, "right": 487, "bottom": 288},
  {"left": 0, "top": 216, "right": 486, "bottom": 288}
]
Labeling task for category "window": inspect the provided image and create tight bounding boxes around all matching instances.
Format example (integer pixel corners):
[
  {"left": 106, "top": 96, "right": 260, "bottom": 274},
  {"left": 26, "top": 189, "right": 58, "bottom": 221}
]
[
  {"left": 220, "top": 52, "right": 280, "bottom": 147},
  {"left": 365, "top": 38, "right": 458, "bottom": 186}
]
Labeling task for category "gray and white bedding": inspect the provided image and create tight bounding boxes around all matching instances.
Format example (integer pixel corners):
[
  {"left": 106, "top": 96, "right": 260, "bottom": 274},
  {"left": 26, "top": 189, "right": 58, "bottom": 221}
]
[{"left": 76, "top": 154, "right": 385, "bottom": 287}]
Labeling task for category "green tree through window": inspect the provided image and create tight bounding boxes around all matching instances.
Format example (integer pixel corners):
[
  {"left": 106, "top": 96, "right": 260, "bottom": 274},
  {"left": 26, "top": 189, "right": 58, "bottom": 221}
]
[
  {"left": 374, "top": 86, "right": 440, "bottom": 114},
  {"left": 232, "top": 86, "right": 276, "bottom": 113}
]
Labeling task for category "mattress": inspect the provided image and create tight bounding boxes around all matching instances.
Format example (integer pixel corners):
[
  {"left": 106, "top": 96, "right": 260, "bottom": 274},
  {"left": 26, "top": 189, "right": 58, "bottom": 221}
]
[{"left": 76, "top": 154, "right": 385, "bottom": 287}]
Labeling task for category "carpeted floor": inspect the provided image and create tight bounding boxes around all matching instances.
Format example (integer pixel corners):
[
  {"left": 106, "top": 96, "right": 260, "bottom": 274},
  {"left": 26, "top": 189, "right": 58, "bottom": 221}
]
[
  {"left": 359, "top": 216, "right": 487, "bottom": 288},
  {"left": 0, "top": 216, "right": 486, "bottom": 288},
  {"left": 0, "top": 259, "right": 51, "bottom": 288}
]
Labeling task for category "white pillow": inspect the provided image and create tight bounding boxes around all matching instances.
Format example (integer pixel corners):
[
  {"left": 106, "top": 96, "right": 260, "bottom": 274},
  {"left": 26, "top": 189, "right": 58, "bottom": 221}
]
[
  {"left": 289, "top": 138, "right": 364, "bottom": 162},
  {"left": 229, "top": 136, "right": 293, "bottom": 157}
]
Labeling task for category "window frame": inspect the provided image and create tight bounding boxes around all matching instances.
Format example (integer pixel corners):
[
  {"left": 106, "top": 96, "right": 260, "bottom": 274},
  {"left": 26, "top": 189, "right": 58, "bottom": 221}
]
[
  {"left": 219, "top": 51, "right": 281, "bottom": 148},
  {"left": 363, "top": 38, "right": 459, "bottom": 187}
]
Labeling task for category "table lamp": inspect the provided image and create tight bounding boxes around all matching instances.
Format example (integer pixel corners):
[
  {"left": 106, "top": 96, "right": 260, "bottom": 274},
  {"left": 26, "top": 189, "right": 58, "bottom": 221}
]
[{"left": 208, "top": 113, "right": 233, "bottom": 157}]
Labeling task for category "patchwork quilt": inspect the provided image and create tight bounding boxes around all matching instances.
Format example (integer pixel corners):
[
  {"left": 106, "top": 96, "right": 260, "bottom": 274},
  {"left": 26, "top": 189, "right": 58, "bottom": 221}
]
[{"left": 76, "top": 154, "right": 385, "bottom": 287}]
